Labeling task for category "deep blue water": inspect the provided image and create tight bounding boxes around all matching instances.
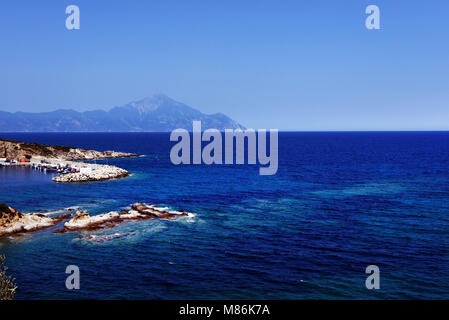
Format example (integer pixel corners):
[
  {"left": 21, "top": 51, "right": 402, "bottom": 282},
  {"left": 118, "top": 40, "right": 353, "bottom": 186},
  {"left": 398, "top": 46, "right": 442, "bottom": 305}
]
[{"left": 1, "top": 132, "right": 449, "bottom": 299}]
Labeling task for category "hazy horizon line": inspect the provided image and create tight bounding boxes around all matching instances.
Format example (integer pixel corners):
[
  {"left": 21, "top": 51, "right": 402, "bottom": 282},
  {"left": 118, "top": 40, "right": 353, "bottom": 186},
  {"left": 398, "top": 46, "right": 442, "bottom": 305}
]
[{"left": 1, "top": 130, "right": 449, "bottom": 134}]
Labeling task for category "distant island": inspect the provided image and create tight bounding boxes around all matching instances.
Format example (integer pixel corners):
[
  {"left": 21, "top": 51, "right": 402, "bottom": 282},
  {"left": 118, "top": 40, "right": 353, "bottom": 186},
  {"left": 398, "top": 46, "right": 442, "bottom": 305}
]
[{"left": 0, "top": 94, "right": 245, "bottom": 132}]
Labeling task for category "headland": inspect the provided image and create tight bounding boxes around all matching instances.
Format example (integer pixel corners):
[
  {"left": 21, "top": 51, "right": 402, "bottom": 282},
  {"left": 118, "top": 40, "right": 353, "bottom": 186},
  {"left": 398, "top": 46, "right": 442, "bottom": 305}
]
[{"left": 0, "top": 137, "right": 137, "bottom": 182}]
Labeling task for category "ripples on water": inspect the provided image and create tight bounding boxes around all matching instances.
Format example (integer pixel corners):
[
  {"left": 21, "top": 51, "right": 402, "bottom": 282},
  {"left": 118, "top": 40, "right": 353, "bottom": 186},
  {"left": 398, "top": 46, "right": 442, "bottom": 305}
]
[{"left": 0, "top": 132, "right": 449, "bottom": 299}]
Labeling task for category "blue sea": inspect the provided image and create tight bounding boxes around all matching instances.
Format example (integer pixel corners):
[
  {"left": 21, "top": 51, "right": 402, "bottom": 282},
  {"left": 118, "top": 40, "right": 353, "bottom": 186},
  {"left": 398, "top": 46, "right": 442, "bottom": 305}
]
[{"left": 1, "top": 132, "right": 449, "bottom": 299}]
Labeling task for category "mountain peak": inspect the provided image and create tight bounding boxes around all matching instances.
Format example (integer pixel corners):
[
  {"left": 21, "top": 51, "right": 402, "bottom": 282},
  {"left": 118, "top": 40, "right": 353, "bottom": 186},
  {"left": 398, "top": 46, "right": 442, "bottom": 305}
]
[
  {"left": 0, "top": 95, "right": 245, "bottom": 132},
  {"left": 126, "top": 94, "right": 182, "bottom": 114}
]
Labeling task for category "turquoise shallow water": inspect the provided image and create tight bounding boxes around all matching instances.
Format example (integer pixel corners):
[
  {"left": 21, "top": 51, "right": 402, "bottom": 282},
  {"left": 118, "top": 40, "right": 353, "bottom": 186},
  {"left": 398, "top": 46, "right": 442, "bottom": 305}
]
[{"left": 1, "top": 132, "right": 449, "bottom": 299}]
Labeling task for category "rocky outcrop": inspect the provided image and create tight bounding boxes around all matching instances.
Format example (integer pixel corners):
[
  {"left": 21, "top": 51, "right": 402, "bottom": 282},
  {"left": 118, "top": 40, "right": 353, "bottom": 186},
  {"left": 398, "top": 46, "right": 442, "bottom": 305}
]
[
  {"left": 52, "top": 165, "right": 130, "bottom": 183},
  {"left": 64, "top": 210, "right": 121, "bottom": 231},
  {"left": 0, "top": 204, "right": 59, "bottom": 237},
  {"left": 62, "top": 149, "right": 137, "bottom": 161},
  {"left": 1, "top": 202, "right": 195, "bottom": 237},
  {"left": 129, "top": 203, "right": 190, "bottom": 219},
  {"left": 62, "top": 203, "right": 194, "bottom": 232}
]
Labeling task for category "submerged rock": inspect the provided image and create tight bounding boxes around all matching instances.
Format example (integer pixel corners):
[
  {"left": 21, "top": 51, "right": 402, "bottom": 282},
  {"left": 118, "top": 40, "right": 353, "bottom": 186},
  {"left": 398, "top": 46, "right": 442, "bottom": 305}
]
[
  {"left": 53, "top": 228, "right": 67, "bottom": 234},
  {"left": 78, "top": 232, "right": 134, "bottom": 243},
  {"left": 130, "top": 203, "right": 190, "bottom": 220},
  {"left": 54, "top": 213, "right": 73, "bottom": 222}
]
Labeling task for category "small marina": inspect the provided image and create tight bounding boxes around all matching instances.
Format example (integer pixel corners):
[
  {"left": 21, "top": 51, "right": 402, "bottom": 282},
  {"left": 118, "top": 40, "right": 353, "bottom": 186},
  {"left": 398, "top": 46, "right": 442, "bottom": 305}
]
[
  {"left": 1, "top": 157, "right": 86, "bottom": 174},
  {"left": 0, "top": 138, "right": 136, "bottom": 182},
  {"left": 1, "top": 156, "right": 130, "bottom": 182}
]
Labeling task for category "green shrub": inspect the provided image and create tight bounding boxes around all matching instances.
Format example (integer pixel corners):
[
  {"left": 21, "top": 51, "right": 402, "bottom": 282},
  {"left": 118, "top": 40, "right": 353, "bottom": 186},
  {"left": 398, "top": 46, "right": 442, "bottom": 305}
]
[
  {"left": 2, "top": 138, "right": 73, "bottom": 155},
  {"left": 0, "top": 203, "right": 11, "bottom": 213},
  {"left": 0, "top": 255, "right": 17, "bottom": 300},
  {"left": 53, "top": 145, "right": 72, "bottom": 152}
]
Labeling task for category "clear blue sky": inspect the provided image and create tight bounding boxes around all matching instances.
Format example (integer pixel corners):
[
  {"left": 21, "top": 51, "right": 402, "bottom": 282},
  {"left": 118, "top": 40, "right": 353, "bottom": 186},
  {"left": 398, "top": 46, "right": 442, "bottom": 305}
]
[{"left": 0, "top": 0, "right": 448, "bottom": 130}]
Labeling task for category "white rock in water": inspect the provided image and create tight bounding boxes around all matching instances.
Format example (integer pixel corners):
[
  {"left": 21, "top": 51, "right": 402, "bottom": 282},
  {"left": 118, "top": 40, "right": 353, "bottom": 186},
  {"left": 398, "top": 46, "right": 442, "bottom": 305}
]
[
  {"left": 53, "top": 164, "right": 129, "bottom": 183},
  {"left": 119, "top": 210, "right": 148, "bottom": 219},
  {"left": 64, "top": 211, "right": 120, "bottom": 230},
  {"left": 0, "top": 205, "right": 56, "bottom": 237}
]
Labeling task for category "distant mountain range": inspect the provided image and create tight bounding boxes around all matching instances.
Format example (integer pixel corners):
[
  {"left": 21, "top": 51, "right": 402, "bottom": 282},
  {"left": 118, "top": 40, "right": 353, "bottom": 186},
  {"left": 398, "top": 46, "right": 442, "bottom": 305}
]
[{"left": 0, "top": 94, "right": 245, "bottom": 132}]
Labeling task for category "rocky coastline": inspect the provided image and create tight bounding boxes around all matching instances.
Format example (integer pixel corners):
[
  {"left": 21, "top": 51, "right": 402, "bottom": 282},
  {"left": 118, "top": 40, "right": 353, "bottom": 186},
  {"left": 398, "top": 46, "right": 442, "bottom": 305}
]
[
  {"left": 60, "top": 203, "right": 192, "bottom": 232},
  {"left": 0, "top": 139, "right": 194, "bottom": 240},
  {"left": 1, "top": 137, "right": 138, "bottom": 183},
  {"left": 0, "top": 203, "right": 194, "bottom": 238},
  {"left": 0, "top": 137, "right": 138, "bottom": 161}
]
